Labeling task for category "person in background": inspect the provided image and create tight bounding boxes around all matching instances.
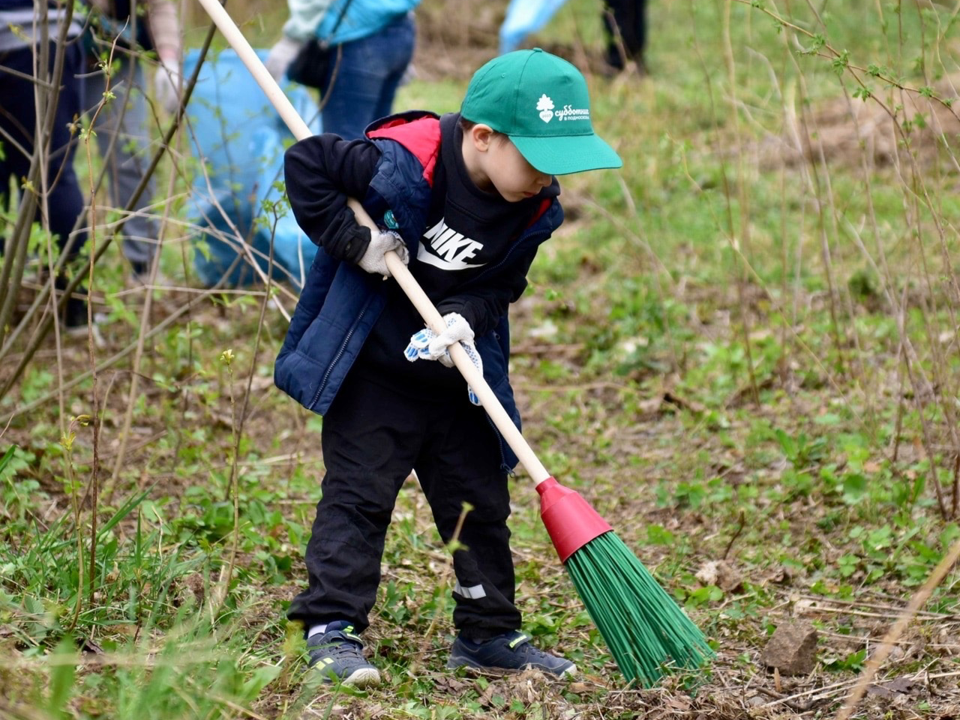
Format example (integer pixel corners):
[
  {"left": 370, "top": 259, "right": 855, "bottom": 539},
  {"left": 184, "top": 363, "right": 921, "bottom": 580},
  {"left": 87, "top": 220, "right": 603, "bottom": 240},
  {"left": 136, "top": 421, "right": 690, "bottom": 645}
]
[
  {"left": 498, "top": 0, "right": 647, "bottom": 75},
  {"left": 602, "top": 0, "right": 646, "bottom": 73},
  {"left": 0, "top": 0, "right": 89, "bottom": 329},
  {"left": 82, "top": 0, "right": 182, "bottom": 281},
  {"left": 498, "top": 0, "right": 568, "bottom": 55},
  {"left": 265, "top": 0, "right": 419, "bottom": 140}
]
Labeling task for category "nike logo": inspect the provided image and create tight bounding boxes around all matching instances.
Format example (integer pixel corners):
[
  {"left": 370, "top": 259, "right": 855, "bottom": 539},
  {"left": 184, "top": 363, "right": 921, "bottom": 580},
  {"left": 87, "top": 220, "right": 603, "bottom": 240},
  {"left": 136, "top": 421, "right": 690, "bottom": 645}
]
[{"left": 418, "top": 218, "right": 485, "bottom": 271}]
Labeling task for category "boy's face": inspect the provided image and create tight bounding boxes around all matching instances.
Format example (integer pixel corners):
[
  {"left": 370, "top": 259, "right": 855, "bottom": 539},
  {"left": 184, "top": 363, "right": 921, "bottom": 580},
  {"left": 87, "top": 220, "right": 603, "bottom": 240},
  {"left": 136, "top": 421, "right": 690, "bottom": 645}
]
[{"left": 464, "top": 124, "right": 553, "bottom": 203}]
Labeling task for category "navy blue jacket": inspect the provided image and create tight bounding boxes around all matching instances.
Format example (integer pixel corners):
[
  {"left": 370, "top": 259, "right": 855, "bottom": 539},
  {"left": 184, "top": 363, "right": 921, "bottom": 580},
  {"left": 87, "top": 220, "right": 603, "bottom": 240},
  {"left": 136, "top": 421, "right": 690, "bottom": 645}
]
[{"left": 274, "top": 113, "right": 563, "bottom": 472}]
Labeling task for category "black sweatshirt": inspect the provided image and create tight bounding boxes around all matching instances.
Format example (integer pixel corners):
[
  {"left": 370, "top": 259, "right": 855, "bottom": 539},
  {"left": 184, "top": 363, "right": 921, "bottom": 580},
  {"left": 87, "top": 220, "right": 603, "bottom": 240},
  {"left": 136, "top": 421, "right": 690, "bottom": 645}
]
[{"left": 283, "top": 112, "right": 560, "bottom": 390}]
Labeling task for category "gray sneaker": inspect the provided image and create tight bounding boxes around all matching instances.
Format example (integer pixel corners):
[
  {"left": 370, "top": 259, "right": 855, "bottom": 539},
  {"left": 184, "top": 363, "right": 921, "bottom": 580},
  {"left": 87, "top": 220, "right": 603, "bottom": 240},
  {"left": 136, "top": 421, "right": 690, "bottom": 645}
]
[
  {"left": 447, "top": 631, "right": 576, "bottom": 677},
  {"left": 306, "top": 621, "right": 381, "bottom": 688}
]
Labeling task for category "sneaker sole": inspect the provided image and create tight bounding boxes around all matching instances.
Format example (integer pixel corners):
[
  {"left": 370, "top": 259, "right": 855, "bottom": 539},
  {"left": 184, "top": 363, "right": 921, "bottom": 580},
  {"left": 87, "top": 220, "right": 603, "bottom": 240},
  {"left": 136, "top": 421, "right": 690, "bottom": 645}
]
[
  {"left": 340, "top": 667, "right": 381, "bottom": 688},
  {"left": 314, "top": 666, "right": 382, "bottom": 688}
]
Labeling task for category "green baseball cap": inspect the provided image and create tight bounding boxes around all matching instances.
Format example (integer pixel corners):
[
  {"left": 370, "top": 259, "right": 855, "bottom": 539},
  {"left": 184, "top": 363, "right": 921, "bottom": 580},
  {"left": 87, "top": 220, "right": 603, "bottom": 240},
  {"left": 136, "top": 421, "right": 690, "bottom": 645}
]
[{"left": 460, "top": 48, "right": 622, "bottom": 176}]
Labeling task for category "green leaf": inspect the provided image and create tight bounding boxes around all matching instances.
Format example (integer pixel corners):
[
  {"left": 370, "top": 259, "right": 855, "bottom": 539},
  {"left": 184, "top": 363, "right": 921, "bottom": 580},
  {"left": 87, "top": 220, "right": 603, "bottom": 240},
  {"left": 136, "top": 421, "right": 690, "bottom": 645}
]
[
  {"left": 865, "top": 526, "right": 892, "bottom": 550},
  {"left": 240, "top": 665, "right": 282, "bottom": 699},
  {"left": 0, "top": 445, "right": 15, "bottom": 474},
  {"left": 832, "top": 49, "right": 850, "bottom": 76},
  {"left": 98, "top": 488, "right": 151, "bottom": 540},
  {"left": 825, "top": 648, "right": 866, "bottom": 672},
  {"left": 775, "top": 429, "right": 797, "bottom": 461},
  {"left": 842, "top": 473, "right": 868, "bottom": 503},
  {"left": 940, "top": 524, "right": 960, "bottom": 551},
  {"left": 647, "top": 524, "right": 675, "bottom": 546},
  {"left": 47, "top": 636, "right": 77, "bottom": 719}
]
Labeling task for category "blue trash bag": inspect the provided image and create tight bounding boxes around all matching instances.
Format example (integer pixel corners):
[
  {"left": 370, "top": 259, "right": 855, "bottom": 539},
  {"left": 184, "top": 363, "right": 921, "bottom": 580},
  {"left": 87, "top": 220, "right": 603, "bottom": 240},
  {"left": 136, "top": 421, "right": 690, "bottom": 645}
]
[
  {"left": 499, "top": 0, "right": 571, "bottom": 55},
  {"left": 182, "top": 48, "right": 321, "bottom": 288}
]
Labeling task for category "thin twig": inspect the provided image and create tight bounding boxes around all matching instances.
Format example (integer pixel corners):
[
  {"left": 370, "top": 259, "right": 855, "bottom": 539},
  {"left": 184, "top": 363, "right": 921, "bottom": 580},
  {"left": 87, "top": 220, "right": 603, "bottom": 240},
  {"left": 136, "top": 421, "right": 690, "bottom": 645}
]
[
  {"left": 0, "top": 21, "right": 218, "bottom": 397},
  {"left": 834, "top": 534, "right": 960, "bottom": 720},
  {"left": 721, "top": 509, "right": 745, "bottom": 561},
  {"left": 0, "top": 268, "right": 244, "bottom": 426}
]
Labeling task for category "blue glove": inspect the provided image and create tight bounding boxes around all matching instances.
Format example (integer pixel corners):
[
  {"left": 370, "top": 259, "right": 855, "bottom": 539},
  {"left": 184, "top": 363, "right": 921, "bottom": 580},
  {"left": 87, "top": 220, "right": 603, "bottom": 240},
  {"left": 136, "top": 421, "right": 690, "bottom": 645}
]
[{"left": 404, "top": 313, "right": 483, "bottom": 406}]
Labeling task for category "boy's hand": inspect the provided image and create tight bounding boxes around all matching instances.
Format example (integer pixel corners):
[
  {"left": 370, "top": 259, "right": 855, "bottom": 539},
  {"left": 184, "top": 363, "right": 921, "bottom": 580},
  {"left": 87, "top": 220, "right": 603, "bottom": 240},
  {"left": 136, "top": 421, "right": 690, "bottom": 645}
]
[
  {"left": 403, "top": 313, "right": 483, "bottom": 405},
  {"left": 266, "top": 35, "right": 304, "bottom": 81},
  {"left": 427, "top": 313, "right": 475, "bottom": 363},
  {"left": 358, "top": 230, "right": 409, "bottom": 277},
  {"left": 154, "top": 58, "right": 182, "bottom": 113}
]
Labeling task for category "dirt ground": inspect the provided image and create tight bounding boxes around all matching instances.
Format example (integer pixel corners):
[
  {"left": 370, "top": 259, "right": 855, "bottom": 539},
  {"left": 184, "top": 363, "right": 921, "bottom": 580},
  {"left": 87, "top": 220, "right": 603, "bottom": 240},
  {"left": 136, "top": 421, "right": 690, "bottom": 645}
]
[{"left": 4, "top": 2, "right": 960, "bottom": 718}]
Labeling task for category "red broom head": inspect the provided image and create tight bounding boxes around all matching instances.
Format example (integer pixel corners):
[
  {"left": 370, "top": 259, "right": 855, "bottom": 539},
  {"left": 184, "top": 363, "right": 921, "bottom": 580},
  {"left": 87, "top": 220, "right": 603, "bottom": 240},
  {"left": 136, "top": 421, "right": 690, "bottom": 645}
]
[{"left": 537, "top": 477, "right": 613, "bottom": 563}]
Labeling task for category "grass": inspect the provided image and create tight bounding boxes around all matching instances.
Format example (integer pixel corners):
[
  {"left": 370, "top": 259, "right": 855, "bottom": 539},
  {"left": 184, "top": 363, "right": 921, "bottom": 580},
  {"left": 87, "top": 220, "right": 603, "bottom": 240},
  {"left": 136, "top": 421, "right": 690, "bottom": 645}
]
[{"left": 2, "top": 0, "right": 960, "bottom": 717}]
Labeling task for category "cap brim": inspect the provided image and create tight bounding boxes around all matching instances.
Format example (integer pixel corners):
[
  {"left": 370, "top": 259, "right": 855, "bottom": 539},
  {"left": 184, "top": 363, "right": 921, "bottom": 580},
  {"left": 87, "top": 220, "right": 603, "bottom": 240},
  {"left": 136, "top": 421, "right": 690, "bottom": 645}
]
[{"left": 511, "top": 133, "right": 623, "bottom": 175}]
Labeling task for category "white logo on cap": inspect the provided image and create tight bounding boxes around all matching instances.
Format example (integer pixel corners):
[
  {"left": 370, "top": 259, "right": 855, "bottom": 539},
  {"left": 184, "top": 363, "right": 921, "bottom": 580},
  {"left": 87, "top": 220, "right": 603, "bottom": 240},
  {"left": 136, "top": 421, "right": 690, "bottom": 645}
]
[
  {"left": 555, "top": 105, "right": 590, "bottom": 122},
  {"left": 537, "top": 94, "right": 554, "bottom": 123}
]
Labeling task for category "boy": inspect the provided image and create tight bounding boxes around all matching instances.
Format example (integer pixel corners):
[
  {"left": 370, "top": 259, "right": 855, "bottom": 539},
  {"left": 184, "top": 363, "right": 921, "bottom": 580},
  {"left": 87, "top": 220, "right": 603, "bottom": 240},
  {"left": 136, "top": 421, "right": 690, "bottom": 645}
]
[{"left": 276, "top": 49, "right": 622, "bottom": 687}]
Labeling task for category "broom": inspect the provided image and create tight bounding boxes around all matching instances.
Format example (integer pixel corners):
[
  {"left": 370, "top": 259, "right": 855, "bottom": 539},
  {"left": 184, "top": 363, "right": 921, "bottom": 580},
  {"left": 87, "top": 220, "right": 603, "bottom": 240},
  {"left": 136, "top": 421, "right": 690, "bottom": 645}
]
[{"left": 193, "top": 0, "right": 714, "bottom": 685}]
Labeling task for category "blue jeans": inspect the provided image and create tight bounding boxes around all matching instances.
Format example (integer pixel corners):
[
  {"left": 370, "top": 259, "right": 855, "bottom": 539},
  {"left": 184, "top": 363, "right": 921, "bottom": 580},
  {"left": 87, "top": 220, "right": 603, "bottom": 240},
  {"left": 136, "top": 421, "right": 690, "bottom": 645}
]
[
  {"left": 0, "top": 41, "right": 86, "bottom": 259},
  {"left": 320, "top": 12, "right": 416, "bottom": 140},
  {"left": 0, "top": 40, "right": 89, "bottom": 325}
]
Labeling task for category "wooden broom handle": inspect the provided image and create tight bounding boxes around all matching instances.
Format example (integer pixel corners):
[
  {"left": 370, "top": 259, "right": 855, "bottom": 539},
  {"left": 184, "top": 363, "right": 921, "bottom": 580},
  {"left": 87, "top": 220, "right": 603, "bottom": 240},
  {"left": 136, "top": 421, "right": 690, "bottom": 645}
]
[
  {"left": 195, "top": 0, "right": 552, "bottom": 485},
  {"left": 376, "top": 248, "right": 551, "bottom": 484}
]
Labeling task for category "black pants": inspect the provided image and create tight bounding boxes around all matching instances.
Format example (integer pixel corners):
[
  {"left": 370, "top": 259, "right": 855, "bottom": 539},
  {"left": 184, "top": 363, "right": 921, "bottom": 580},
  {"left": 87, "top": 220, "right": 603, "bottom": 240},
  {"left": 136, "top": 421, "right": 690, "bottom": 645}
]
[
  {"left": 288, "top": 372, "right": 522, "bottom": 641},
  {"left": 0, "top": 41, "right": 86, "bottom": 257},
  {"left": 603, "top": 0, "right": 647, "bottom": 70}
]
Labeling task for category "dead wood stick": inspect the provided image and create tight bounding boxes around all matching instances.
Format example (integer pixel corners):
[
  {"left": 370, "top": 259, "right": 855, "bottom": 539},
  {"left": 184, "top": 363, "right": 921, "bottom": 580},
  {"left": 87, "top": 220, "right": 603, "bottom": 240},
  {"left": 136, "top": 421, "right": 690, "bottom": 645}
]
[
  {"left": 834, "top": 535, "right": 960, "bottom": 720},
  {"left": 796, "top": 604, "right": 960, "bottom": 622},
  {"left": 797, "top": 594, "right": 960, "bottom": 619}
]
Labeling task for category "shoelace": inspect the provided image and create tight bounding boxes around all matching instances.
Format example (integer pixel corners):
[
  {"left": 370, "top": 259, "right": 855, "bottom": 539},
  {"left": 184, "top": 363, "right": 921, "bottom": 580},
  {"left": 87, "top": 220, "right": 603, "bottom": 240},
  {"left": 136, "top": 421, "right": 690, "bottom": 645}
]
[
  {"left": 311, "top": 640, "right": 363, "bottom": 657},
  {"left": 311, "top": 633, "right": 366, "bottom": 661},
  {"left": 324, "top": 643, "right": 365, "bottom": 660},
  {"left": 511, "top": 637, "right": 569, "bottom": 667},
  {"left": 516, "top": 642, "right": 551, "bottom": 660}
]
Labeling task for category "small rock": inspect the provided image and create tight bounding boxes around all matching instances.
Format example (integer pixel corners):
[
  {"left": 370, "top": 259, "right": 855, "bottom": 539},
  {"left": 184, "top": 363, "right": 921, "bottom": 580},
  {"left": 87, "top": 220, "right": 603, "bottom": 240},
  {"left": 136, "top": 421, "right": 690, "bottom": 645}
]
[
  {"left": 768, "top": 564, "right": 795, "bottom": 584},
  {"left": 696, "top": 560, "right": 743, "bottom": 592},
  {"left": 715, "top": 561, "right": 743, "bottom": 592},
  {"left": 178, "top": 573, "right": 205, "bottom": 605},
  {"left": 866, "top": 683, "right": 897, "bottom": 699},
  {"left": 760, "top": 620, "right": 819, "bottom": 676},
  {"left": 696, "top": 561, "right": 719, "bottom": 586},
  {"left": 884, "top": 677, "right": 918, "bottom": 695}
]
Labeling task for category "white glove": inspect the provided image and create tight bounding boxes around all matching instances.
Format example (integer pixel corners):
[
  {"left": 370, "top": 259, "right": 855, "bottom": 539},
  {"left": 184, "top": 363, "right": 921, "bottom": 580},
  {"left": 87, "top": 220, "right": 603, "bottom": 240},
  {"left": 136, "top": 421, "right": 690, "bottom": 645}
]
[
  {"left": 265, "top": 35, "right": 304, "bottom": 82},
  {"left": 404, "top": 312, "right": 483, "bottom": 405},
  {"left": 427, "top": 312, "right": 475, "bottom": 364},
  {"left": 357, "top": 230, "right": 409, "bottom": 277},
  {"left": 153, "top": 58, "right": 181, "bottom": 113}
]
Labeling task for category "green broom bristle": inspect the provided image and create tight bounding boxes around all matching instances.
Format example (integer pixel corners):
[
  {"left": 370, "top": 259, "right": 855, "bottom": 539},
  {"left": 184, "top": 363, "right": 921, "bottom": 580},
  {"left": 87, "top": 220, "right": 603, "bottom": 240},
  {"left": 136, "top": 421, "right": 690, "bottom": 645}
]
[{"left": 565, "top": 531, "right": 714, "bottom": 687}]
